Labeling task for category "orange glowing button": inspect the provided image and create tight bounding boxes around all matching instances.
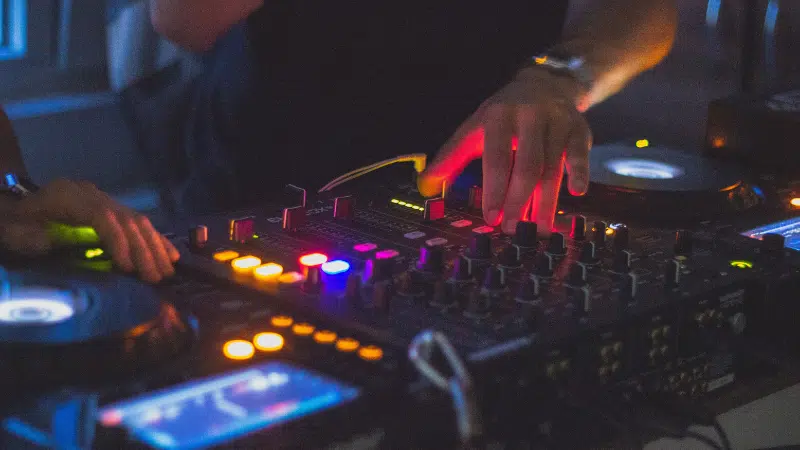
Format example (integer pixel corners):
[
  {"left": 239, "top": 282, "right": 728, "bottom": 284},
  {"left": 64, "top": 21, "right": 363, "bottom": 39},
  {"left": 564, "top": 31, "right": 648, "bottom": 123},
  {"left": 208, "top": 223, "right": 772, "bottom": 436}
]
[
  {"left": 223, "top": 339, "right": 255, "bottom": 360},
  {"left": 299, "top": 253, "right": 328, "bottom": 267},
  {"left": 335, "top": 337, "right": 360, "bottom": 352},
  {"left": 213, "top": 250, "right": 240, "bottom": 262},
  {"left": 292, "top": 323, "right": 315, "bottom": 336},
  {"left": 270, "top": 315, "right": 293, "bottom": 328},
  {"left": 605, "top": 228, "right": 615, "bottom": 235},
  {"left": 557, "top": 210, "right": 565, "bottom": 215},
  {"left": 253, "top": 332, "right": 284, "bottom": 352},
  {"left": 313, "top": 330, "right": 337, "bottom": 344},
  {"left": 278, "top": 272, "right": 305, "bottom": 284},
  {"left": 254, "top": 263, "right": 284, "bottom": 281},
  {"left": 358, "top": 345, "right": 384, "bottom": 361},
  {"left": 231, "top": 256, "right": 262, "bottom": 273},
  {"left": 711, "top": 137, "right": 726, "bottom": 148},
  {"left": 790, "top": 198, "right": 800, "bottom": 207}
]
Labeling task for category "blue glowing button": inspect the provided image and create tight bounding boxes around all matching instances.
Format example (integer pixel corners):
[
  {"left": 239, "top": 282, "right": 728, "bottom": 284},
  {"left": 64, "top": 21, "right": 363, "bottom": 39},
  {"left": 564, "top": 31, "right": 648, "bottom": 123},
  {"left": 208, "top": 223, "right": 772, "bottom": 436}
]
[
  {"left": 321, "top": 260, "right": 350, "bottom": 275},
  {"left": 605, "top": 158, "right": 684, "bottom": 180},
  {"left": 98, "top": 362, "right": 360, "bottom": 450}
]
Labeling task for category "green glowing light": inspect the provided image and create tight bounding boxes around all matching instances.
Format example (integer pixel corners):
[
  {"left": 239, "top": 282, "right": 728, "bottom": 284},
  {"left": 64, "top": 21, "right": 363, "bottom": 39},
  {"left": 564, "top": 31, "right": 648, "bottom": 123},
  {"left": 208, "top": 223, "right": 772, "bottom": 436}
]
[
  {"left": 730, "top": 260, "right": 753, "bottom": 269},
  {"left": 635, "top": 139, "right": 650, "bottom": 148},
  {"left": 47, "top": 223, "right": 100, "bottom": 245},
  {"left": 84, "top": 248, "right": 104, "bottom": 259}
]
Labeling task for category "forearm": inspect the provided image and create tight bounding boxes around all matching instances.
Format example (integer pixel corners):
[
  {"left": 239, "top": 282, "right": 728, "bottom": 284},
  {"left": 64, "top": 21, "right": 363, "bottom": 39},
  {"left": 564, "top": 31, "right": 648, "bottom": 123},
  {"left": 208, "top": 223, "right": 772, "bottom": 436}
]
[
  {"left": 553, "top": 0, "right": 678, "bottom": 110},
  {"left": 0, "top": 107, "right": 28, "bottom": 177},
  {"left": 149, "top": 0, "right": 262, "bottom": 51}
]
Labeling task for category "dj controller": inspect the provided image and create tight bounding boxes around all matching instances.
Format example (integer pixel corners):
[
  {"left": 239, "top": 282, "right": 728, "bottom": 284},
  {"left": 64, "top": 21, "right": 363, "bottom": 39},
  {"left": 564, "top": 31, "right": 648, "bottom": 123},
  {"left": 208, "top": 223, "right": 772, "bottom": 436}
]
[{"left": 2, "top": 140, "right": 800, "bottom": 449}]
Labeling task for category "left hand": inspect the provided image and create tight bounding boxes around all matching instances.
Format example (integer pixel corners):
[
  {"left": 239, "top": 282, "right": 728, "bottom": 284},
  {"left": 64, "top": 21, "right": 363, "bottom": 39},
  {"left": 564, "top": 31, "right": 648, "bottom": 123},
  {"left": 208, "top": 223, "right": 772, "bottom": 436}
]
[{"left": 418, "top": 67, "right": 593, "bottom": 234}]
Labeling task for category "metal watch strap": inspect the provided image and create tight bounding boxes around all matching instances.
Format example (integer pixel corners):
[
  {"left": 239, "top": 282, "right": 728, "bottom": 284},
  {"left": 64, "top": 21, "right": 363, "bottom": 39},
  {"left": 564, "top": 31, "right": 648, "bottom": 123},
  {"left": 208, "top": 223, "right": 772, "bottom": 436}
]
[{"left": 524, "top": 53, "right": 594, "bottom": 90}]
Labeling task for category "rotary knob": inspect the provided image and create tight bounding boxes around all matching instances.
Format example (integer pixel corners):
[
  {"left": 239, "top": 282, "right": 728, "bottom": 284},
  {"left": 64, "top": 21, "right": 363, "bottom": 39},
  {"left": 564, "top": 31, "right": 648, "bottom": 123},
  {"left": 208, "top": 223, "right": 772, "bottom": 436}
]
[
  {"left": 612, "top": 250, "right": 632, "bottom": 273},
  {"left": 469, "top": 233, "right": 492, "bottom": 260},
  {"left": 516, "top": 274, "right": 542, "bottom": 303},
  {"left": 535, "top": 252, "right": 555, "bottom": 277},
  {"left": 497, "top": 245, "right": 521, "bottom": 267},
  {"left": 567, "top": 262, "right": 587, "bottom": 286},
  {"left": 189, "top": 225, "right": 208, "bottom": 250},
  {"left": 451, "top": 256, "right": 472, "bottom": 281},
  {"left": 482, "top": 266, "right": 506, "bottom": 291},
  {"left": 513, "top": 221, "right": 539, "bottom": 248},
  {"left": 547, "top": 232, "right": 566, "bottom": 256},
  {"left": 613, "top": 226, "right": 630, "bottom": 252},
  {"left": 593, "top": 221, "right": 608, "bottom": 247},
  {"left": 571, "top": 215, "right": 587, "bottom": 240},
  {"left": 674, "top": 229, "right": 693, "bottom": 256},
  {"left": 418, "top": 244, "right": 445, "bottom": 274},
  {"left": 664, "top": 259, "right": 681, "bottom": 290},
  {"left": 579, "top": 241, "right": 598, "bottom": 264}
]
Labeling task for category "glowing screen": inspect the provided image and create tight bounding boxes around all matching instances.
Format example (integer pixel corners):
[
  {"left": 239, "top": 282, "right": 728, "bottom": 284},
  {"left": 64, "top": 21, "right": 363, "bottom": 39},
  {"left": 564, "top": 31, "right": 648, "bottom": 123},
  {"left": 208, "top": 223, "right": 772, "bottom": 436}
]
[
  {"left": 98, "top": 362, "right": 359, "bottom": 449},
  {"left": 743, "top": 216, "right": 800, "bottom": 251},
  {"left": 605, "top": 158, "right": 684, "bottom": 179}
]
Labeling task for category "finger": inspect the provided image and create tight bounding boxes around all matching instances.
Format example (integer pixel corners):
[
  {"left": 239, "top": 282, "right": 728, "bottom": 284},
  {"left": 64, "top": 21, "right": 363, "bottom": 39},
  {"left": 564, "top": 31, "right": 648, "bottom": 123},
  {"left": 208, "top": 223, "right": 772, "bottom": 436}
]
[
  {"left": 501, "top": 106, "right": 544, "bottom": 234},
  {"left": 531, "top": 154, "right": 566, "bottom": 234},
  {"left": 162, "top": 236, "right": 181, "bottom": 262},
  {"left": 565, "top": 115, "right": 593, "bottom": 196},
  {"left": 136, "top": 215, "right": 175, "bottom": 278},
  {"left": 481, "top": 105, "right": 515, "bottom": 226},
  {"left": 418, "top": 113, "right": 484, "bottom": 197},
  {"left": 119, "top": 214, "right": 161, "bottom": 283}
]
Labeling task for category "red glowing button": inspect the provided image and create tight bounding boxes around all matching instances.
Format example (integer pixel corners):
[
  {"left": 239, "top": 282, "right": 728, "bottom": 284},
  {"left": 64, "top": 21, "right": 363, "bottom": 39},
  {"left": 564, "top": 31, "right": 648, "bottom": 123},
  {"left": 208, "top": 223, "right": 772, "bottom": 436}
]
[{"left": 299, "top": 253, "right": 328, "bottom": 266}]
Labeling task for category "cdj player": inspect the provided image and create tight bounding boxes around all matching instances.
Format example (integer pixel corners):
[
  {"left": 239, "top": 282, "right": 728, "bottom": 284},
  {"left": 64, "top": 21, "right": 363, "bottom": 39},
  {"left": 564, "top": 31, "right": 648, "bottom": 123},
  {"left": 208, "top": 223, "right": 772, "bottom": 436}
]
[{"left": 2, "top": 140, "right": 800, "bottom": 449}]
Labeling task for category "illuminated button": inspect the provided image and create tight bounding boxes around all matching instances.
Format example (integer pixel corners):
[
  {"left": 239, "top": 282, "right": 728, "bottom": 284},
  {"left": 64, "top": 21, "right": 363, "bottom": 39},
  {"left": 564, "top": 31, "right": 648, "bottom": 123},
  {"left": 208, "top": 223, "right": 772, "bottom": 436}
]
[
  {"left": 335, "top": 337, "right": 360, "bottom": 352},
  {"left": 213, "top": 250, "right": 240, "bottom": 262},
  {"left": 314, "top": 330, "right": 337, "bottom": 344},
  {"left": 271, "top": 315, "right": 293, "bottom": 328},
  {"left": 375, "top": 249, "right": 399, "bottom": 260},
  {"left": 84, "top": 248, "right": 104, "bottom": 259},
  {"left": 451, "top": 220, "right": 473, "bottom": 228},
  {"left": 472, "top": 226, "right": 494, "bottom": 234},
  {"left": 730, "top": 260, "right": 753, "bottom": 269},
  {"left": 425, "top": 237, "right": 448, "bottom": 247},
  {"left": 223, "top": 340, "right": 255, "bottom": 360},
  {"left": 353, "top": 243, "right": 377, "bottom": 252},
  {"left": 790, "top": 198, "right": 800, "bottom": 208},
  {"left": 321, "top": 260, "right": 350, "bottom": 275},
  {"left": 292, "top": 323, "right": 315, "bottom": 336},
  {"left": 253, "top": 332, "right": 284, "bottom": 352},
  {"left": 299, "top": 253, "right": 328, "bottom": 266},
  {"left": 404, "top": 231, "right": 426, "bottom": 240},
  {"left": 254, "top": 263, "right": 284, "bottom": 280},
  {"left": 635, "top": 139, "right": 649, "bottom": 148},
  {"left": 231, "top": 256, "right": 262, "bottom": 273},
  {"left": 358, "top": 345, "right": 383, "bottom": 361},
  {"left": 278, "top": 272, "right": 305, "bottom": 284}
]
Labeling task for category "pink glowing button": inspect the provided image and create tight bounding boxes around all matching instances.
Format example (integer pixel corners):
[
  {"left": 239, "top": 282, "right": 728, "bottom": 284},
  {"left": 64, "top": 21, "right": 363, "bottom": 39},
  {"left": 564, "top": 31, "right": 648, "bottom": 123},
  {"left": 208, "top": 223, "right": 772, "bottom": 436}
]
[
  {"left": 450, "top": 220, "right": 473, "bottom": 228},
  {"left": 375, "top": 249, "right": 400, "bottom": 259},
  {"left": 353, "top": 243, "right": 378, "bottom": 252},
  {"left": 472, "top": 226, "right": 494, "bottom": 234}
]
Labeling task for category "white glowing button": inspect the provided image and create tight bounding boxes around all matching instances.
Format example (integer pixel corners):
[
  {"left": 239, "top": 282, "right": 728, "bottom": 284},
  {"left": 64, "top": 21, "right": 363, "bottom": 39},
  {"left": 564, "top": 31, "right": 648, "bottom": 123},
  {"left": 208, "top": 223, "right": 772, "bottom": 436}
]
[
  {"left": 404, "top": 231, "right": 426, "bottom": 240},
  {"left": 425, "top": 237, "right": 448, "bottom": 247},
  {"left": 321, "top": 260, "right": 351, "bottom": 275},
  {"left": 450, "top": 220, "right": 473, "bottom": 228},
  {"left": 472, "top": 226, "right": 494, "bottom": 234},
  {"left": 0, "top": 288, "right": 76, "bottom": 324},
  {"left": 605, "top": 158, "right": 684, "bottom": 180}
]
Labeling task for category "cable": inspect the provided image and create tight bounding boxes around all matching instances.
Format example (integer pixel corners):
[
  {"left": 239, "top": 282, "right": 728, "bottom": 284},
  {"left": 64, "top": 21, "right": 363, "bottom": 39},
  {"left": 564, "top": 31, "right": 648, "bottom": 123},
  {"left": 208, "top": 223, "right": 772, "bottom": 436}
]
[
  {"left": 408, "top": 330, "right": 483, "bottom": 448},
  {"left": 713, "top": 419, "right": 733, "bottom": 450},
  {"left": 318, "top": 154, "right": 427, "bottom": 192}
]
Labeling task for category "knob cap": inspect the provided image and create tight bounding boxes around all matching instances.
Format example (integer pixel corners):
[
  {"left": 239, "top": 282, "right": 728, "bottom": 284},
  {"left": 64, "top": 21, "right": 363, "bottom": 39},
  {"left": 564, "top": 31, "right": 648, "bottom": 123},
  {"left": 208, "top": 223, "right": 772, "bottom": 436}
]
[
  {"left": 593, "top": 221, "right": 608, "bottom": 247},
  {"left": 571, "top": 215, "right": 587, "bottom": 240},
  {"left": 535, "top": 253, "right": 555, "bottom": 277},
  {"left": 664, "top": 259, "right": 681, "bottom": 290},
  {"left": 189, "top": 225, "right": 208, "bottom": 250},
  {"left": 365, "top": 257, "right": 394, "bottom": 283},
  {"left": 451, "top": 256, "right": 472, "bottom": 281},
  {"left": 431, "top": 280, "right": 457, "bottom": 307},
  {"left": 513, "top": 221, "right": 538, "bottom": 248},
  {"left": 572, "top": 286, "right": 592, "bottom": 317},
  {"left": 516, "top": 275, "right": 542, "bottom": 303},
  {"left": 568, "top": 262, "right": 587, "bottom": 286},
  {"left": 497, "top": 245, "right": 520, "bottom": 267},
  {"left": 302, "top": 265, "right": 323, "bottom": 293},
  {"left": 418, "top": 245, "right": 445, "bottom": 274},
  {"left": 372, "top": 280, "right": 393, "bottom": 311},
  {"left": 547, "top": 232, "right": 566, "bottom": 256},
  {"left": 465, "top": 288, "right": 491, "bottom": 318},
  {"left": 579, "top": 241, "right": 597, "bottom": 264},
  {"left": 612, "top": 250, "right": 632, "bottom": 273},
  {"left": 613, "top": 226, "right": 630, "bottom": 251},
  {"left": 674, "top": 229, "right": 693, "bottom": 256},
  {"left": 761, "top": 233, "right": 785, "bottom": 258},
  {"left": 483, "top": 266, "right": 506, "bottom": 290},
  {"left": 469, "top": 233, "right": 492, "bottom": 259}
]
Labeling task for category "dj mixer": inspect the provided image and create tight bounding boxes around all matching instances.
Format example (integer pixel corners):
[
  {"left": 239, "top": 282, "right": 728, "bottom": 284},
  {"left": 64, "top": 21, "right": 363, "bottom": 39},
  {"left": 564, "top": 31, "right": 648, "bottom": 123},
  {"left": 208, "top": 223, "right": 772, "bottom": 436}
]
[{"left": 2, "top": 140, "right": 800, "bottom": 449}]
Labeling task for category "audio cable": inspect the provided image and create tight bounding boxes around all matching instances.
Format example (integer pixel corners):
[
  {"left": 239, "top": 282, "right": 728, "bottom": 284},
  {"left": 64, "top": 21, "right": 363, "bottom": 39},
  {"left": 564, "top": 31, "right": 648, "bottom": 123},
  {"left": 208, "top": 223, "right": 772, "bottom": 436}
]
[
  {"left": 318, "top": 154, "right": 428, "bottom": 193},
  {"left": 408, "top": 330, "right": 484, "bottom": 449}
]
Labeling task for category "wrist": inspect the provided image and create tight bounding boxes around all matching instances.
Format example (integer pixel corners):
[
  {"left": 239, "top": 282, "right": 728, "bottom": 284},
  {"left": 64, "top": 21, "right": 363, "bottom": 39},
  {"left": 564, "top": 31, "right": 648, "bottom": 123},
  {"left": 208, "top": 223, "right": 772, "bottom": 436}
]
[{"left": 514, "top": 66, "right": 591, "bottom": 112}]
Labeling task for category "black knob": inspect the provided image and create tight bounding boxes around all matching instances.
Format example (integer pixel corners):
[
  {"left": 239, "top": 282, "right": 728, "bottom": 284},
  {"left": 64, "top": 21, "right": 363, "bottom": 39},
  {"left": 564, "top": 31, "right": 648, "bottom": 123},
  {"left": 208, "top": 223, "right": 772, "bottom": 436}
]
[
  {"left": 572, "top": 285, "right": 592, "bottom": 317},
  {"left": 516, "top": 274, "right": 542, "bottom": 303},
  {"left": 547, "top": 232, "right": 566, "bottom": 255},
  {"left": 674, "top": 229, "right": 693, "bottom": 256},
  {"left": 345, "top": 273, "right": 363, "bottom": 301},
  {"left": 465, "top": 288, "right": 491, "bottom": 318},
  {"left": 593, "top": 221, "right": 608, "bottom": 247},
  {"left": 664, "top": 259, "right": 681, "bottom": 290},
  {"left": 469, "top": 233, "right": 492, "bottom": 259},
  {"left": 513, "top": 221, "right": 538, "bottom": 248},
  {"left": 613, "top": 226, "right": 630, "bottom": 251},
  {"left": 418, "top": 245, "right": 445, "bottom": 274},
  {"left": 612, "top": 250, "right": 632, "bottom": 273},
  {"left": 535, "top": 253, "right": 555, "bottom": 277},
  {"left": 431, "top": 280, "right": 457, "bottom": 307},
  {"left": 579, "top": 241, "right": 597, "bottom": 264},
  {"left": 302, "top": 265, "right": 323, "bottom": 293},
  {"left": 372, "top": 280, "right": 393, "bottom": 311},
  {"left": 571, "top": 215, "right": 587, "bottom": 240},
  {"left": 189, "top": 225, "right": 208, "bottom": 250},
  {"left": 761, "top": 233, "right": 785, "bottom": 258},
  {"left": 497, "top": 245, "right": 521, "bottom": 267},
  {"left": 365, "top": 257, "right": 394, "bottom": 283},
  {"left": 568, "top": 262, "right": 587, "bottom": 286},
  {"left": 451, "top": 256, "right": 472, "bottom": 281},
  {"left": 483, "top": 266, "right": 505, "bottom": 290},
  {"left": 619, "top": 272, "right": 638, "bottom": 312}
]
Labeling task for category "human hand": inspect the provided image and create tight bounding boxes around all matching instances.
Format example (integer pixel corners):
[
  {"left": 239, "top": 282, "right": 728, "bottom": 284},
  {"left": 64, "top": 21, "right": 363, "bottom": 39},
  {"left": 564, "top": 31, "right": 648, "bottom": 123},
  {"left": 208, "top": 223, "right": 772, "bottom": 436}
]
[
  {"left": 0, "top": 178, "right": 179, "bottom": 283},
  {"left": 418, "top": 68, "right": 593, "bottom": 234}
]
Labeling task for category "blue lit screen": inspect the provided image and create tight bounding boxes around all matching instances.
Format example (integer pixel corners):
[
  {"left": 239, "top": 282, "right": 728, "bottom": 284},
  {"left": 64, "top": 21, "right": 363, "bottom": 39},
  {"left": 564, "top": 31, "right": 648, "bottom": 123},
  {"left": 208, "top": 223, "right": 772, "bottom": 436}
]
[
  {"left": 605, "top": 158, "right": 684, "bottom": 179},
  {"left": 98, "top": 362, "right": 360, "bottom": 450},
  {"left": 743, "top": 216, "right": 800, "bottom": 251}
]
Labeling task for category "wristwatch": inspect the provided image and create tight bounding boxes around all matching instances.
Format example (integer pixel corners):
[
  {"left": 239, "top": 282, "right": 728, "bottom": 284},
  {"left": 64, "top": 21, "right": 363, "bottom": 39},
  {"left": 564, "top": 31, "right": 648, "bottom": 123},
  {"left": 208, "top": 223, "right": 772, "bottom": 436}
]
[
  {"left": 523, "top": 52, "right": 594, "bottom": 90},
  {"left": 0, "top": 172, "right": 39, "bottom": 199}
]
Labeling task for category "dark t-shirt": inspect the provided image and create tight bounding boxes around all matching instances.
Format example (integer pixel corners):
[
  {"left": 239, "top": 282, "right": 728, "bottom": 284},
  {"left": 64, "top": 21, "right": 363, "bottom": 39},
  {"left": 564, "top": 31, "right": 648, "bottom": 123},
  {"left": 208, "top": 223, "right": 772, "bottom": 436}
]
[{"left": 177, "top": 1, "right": 568, "bottom": 212}]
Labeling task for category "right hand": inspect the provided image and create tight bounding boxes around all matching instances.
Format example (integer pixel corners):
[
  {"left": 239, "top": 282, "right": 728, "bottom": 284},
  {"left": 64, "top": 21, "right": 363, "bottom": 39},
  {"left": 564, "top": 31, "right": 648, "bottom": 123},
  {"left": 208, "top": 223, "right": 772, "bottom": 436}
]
[{"left": 0, "top": 178, "right": 179, "bottom": 283}]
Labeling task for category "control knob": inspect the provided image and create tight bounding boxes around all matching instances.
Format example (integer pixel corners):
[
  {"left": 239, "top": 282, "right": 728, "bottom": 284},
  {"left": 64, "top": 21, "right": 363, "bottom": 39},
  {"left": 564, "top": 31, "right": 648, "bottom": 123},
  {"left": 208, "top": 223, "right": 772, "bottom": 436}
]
[
  {"left": 618, "top": 272, "right": 638, "bottom": 314},
  {"left": 547, "top": 232, "right": 566, "bottom": 256},
  {"left": 593, "top": 221, "right": 608, "bottom": 247},
  {"left": 579, "top": 241, "right": 598, "bottom": 264},
  {"left": 663, "top": 259, "right": 681, "bottom": 290},
  {"left": 464, "top": 287, "right": 491, "bottom": 318},
  {"left": 567, "top": 262, "right": 587, "bottom": 286},
  {"left": 516, "top": 274, "right": 542, "bottom": 303},
  {"left": 482, "top": 266, "right": 506, "bottom": 291},
  {"left": 613, "top": 226, "right": 629, "bottom": 251},
  {"left": 571, "top": 215, "right": 587, "bottom": 240},
  {"left": 469, "top": 233, "right": 492, "bottom": 260},
  {"left": 674, "top": 229, "right": 693, "bottom": 256},
  {"left": 513, "top": 221, "right": 538, "bottom": 248},
  {"left": 497, "top": 245, "right": 521, "bottom": 268},
  {"left": 302, "top": 265, "right": 323, "bottom": 293},
  {"left": 417, "top": 244, "right": 445, "bottom": 274},
  {"left": 189, "top": 225, "right": 208, "bottom": 250},
  {"left": 431, "top": 280, "right": 457, "bottom": 308},
  {"left": 535, "top": 252, "right": 555, "bottom": 277},
  {"left": 612, "top": 250, "right": 632, "bottom": 273}
]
